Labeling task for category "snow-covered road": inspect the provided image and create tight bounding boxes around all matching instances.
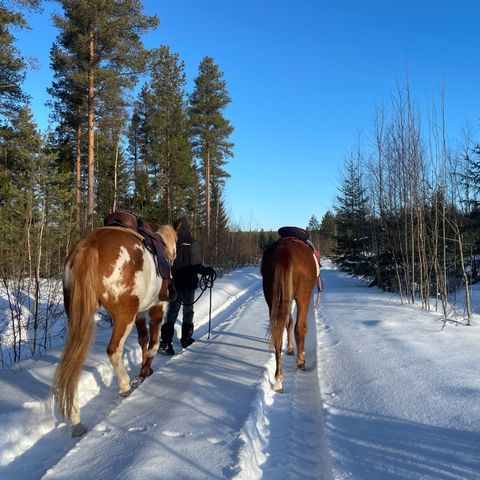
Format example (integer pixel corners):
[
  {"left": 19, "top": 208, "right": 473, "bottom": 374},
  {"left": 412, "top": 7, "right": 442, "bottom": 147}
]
[
  {"left": 0, "top": 267, "right": 329, "bottom": 480},
  {"left": 2, "top": 264, "right": 480, "bottom": 479}
]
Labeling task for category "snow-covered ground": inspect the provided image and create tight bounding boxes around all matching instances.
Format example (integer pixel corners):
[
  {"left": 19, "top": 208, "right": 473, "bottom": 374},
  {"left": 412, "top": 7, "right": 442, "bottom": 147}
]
[{"left": 1, "top": 263, "right": 480, "bottom": 479}]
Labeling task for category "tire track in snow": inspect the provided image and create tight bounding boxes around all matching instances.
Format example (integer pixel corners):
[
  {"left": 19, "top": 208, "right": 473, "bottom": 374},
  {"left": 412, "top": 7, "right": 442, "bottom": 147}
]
[{"left": 234, "top": 299, "right": 333, "bottom": 480}]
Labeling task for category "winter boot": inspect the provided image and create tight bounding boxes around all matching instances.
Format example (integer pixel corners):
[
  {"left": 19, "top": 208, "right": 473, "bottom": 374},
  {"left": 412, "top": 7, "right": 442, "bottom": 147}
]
[
  {"left": 181, "top": 323, "right": 195, "bottom": 349},
  {"left": 159, "top": 323, "right": 175, "bottom": 355}
]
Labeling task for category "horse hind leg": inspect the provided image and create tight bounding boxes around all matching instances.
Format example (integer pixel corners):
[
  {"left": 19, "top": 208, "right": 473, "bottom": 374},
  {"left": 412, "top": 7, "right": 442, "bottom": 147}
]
[
  {"left": 139, "top": 303, "right": 166, "bottom": 378},
  {"left": 70, "top": 391, "right": 87, "bottom": 437},
  {"left": 273, "top": 338, "right": 284, "bottom": 392},
  {"left": 286, "top": 314, "right": 294, "bottom": 355},
  {"left": 107, "top": 315, "right": 135, "bottom": 396},
  {"left": 135, "top": 312, "right": 149, "bottom": 374},
  {"left": 294, "top": 297, "right": 310, "bottom": 370}
]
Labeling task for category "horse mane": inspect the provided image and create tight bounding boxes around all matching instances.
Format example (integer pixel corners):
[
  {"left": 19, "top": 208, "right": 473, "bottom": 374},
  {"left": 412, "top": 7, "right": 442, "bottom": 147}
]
[
  {"left": 156, "top": 224, "right": 178, "bottom": 261},
  {"left": 156, "top": 224, "right": 176, "bottom": 244}
]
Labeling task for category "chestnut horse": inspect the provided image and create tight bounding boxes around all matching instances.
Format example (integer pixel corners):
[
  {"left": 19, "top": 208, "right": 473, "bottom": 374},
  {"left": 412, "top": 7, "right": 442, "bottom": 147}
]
[
  {"left": 52, "top": 224, "right": 177, "bottom": 437},
  {"left": 261, "top": 236, "right": 320, "bottom": 392}
]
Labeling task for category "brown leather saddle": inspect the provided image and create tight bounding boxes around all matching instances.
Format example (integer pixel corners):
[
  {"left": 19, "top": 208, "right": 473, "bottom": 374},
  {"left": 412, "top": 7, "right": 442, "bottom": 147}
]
[
  {"left": 278, "top": 226, "right": 320, "bottom": 263},
  {"left": 103, "top": 211, "right": 173, "bottom": 301}
]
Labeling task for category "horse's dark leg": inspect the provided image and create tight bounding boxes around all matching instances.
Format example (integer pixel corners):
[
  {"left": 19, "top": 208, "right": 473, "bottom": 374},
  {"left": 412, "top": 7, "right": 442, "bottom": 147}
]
[
  {"left": 286, "top": 314, "right": 294, "bottom": 355},
  {"left": 139, "top": 302, "right": 166, "bottom": 378},
  {"left": 106, "top": 313, "right": 136, "bottom": 395},
  {"left": 294, "top": 296, "right": 309, "bottom": 370},
  {"left": 135, "top": 312, "right": 149, "bottom": 370},
  {"left": 273, "top": 338, "right": 284, "bottom": 392}
]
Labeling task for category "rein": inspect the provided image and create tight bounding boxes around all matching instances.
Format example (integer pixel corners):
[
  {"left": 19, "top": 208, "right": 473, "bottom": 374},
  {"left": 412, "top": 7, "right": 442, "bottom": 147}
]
[
  {"left": 175, "top": 270, "right": 217, "bottom": 339},
  {"left": 176, "top": 270, "right": 217, "bottom": 307}
]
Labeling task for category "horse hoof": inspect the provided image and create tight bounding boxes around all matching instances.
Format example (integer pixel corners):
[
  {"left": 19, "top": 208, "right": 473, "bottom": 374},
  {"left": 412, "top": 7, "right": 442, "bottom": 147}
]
[
  {"left": 119, "top": 387, "right": 133, "bottom": 398},
  {"left": 286, "top": 349, "right": 294, "bottom": 355},
  {"left": 139, "top": 367, "right": 153, "bottom": 378},
  {"left": 273, "top": 382, "right": 284, "bottom": 393},
  {"left": 296, "top": 362, "right": 305, "bottom": 370},
  {"left": 71, "top": 422, "right": 87, "bottom": 437}
]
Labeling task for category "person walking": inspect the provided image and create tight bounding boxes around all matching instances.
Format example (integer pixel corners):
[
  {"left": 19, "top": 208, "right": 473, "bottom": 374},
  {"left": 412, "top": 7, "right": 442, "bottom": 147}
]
[{"left": 159, "top": 217, "right": 214, "bottom": 355}]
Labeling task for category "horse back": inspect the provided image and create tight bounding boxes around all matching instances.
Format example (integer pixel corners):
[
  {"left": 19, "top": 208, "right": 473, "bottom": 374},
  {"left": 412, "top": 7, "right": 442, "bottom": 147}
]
[{"left": 261, "top": 238, "right": 317, "bottom": 300}]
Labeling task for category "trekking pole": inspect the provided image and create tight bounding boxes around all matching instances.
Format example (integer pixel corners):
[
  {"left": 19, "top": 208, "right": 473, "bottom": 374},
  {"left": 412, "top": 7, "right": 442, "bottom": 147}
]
[
  {"left": 205, "top": 269, "right": 216, "bottom": 340},
  {"left": 208, "top": 283, "right": 212, "bottom": 340}
]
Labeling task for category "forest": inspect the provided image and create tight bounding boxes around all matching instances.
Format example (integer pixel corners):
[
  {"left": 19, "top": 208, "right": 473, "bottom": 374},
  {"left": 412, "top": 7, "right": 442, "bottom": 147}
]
[{"left": 1, "top": 0, "right": 479, "bottom": 366}]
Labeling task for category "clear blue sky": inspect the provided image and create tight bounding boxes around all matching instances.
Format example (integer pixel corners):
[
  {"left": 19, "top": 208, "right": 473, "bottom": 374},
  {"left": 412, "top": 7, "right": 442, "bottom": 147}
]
[{"left": 16, "top": 0, "right": 480, "bottom": 231}]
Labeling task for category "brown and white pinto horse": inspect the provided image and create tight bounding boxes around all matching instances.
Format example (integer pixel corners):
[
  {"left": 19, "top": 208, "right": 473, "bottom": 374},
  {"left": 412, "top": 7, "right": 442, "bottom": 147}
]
[
  {"left": 261, "top": 236, "right": 320, "bottom": 392},
  {"left": 52, "top": 224, "right": 177, "bottom": 437}
]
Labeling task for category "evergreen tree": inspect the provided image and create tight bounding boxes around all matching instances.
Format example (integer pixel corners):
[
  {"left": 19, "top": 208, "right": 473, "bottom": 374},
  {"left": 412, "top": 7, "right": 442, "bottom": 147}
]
[
  {"left": 335, "top": 157, "right": 369, "bottom": 259},
  {"left": 147, "top": 46, "right": 195, "bottom": 223},
  {"left": 48, "top": 41, "right": 87, "bottom": 232},
  {"left": 306, "top": 214, "right": 321, "bottom": 250},
  {"left": 320, "top": 210, "right": 336, "bottom": 238},
  {"left": 0, "top": 0, "right": 39, "bottom": 121},
  {"left": 211, "top": 183, "right": 229, "bottom": 265},
  {"left": 306, "top": 214, "right": 321, "bottom": 231},
  {"left": 0, "top": 107, "right": 74, "bottom": 360},
  {"left": 318, "top": 210, "right": 337, "bottom": 255},
  {"left": 130, "top": 47, "right": 196, "bottom": 224},
  {"left": 128, "top": 92, "right": 152, "bottom": 216},
  {"left": 189, "top": 56, "right": 234, "bottom": 244},
  {"left": 95, "top": 70, "right": 130, "bottom": 218},
  {"left": 126, "top": 108, "right": 141, "bottom": 204},
  {"left": 51, "top": 0, "right": 159, "bottom": 227}
]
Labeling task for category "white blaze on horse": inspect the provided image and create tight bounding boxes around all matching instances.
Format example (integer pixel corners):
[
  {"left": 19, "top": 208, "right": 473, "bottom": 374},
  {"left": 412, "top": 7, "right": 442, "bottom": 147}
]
[
  {"left": 52, "top": 215, "right": 178, "bottom": 437},
  {"left": 261, "top": 227, "right": 320, "bottom": 392}
]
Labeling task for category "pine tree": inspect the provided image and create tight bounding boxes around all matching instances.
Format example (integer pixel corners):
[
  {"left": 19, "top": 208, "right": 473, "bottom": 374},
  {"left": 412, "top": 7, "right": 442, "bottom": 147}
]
[
  {"left": 0, "top": 0, "right": 39, "bottom": 121},
  {"left": 51, "top": 0, "right": 159, "bottom": 227},
  {"left": 146, "top": 46, "right": 195, "bottom": 223},
  {"left": 189, "top": 56, "right": 234, "bottom": 245},
  {"left": 48, "top": 41, "right": 87, "bottom": 232}
]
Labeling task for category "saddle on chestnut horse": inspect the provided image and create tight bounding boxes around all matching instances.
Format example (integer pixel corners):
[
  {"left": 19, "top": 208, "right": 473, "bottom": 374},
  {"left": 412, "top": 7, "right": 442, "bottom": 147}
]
[
  {"left": 103, "top": 211, "right": 171, "bottom": 281},
  {"left": 278, "top": 226, "right": 320, "bottom": 264}
]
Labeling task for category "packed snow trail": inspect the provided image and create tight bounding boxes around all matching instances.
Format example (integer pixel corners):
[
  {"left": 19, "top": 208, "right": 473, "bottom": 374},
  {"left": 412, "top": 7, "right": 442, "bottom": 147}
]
[
  {"left": 4, "top": 265, "right": 480, "bottom": 479},
  {"left": 37, "top": 269, "right": 328, "bottom": 480},
  {"left": 316, "top": 265, "right": 480, "bottom": 479}
]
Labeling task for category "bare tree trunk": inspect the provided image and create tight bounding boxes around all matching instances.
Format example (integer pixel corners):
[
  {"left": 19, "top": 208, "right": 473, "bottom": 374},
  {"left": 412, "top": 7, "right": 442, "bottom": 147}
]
[
  {"left": 75, "top": 122, "right": 82, "bottom": 233},
  {"left": 32, "top": 181, "right": 46, "bottom": 355},
  {"left": 87, "top": 23, "right": 95, "bottom": 228},
  {"left": 166, "top": 156, "right": 172, "bottom": 224},
  {"left": 113, "top": 140, "right": 119, "bottom": 212},
  {"left": 205, "top": 149, "right": 211, "bottom": 245}
]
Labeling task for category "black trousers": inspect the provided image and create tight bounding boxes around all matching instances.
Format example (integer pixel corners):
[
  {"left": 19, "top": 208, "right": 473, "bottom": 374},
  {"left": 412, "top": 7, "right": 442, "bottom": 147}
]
[{"left": 164, "top": 289, "right": 195, "bottom": 326}]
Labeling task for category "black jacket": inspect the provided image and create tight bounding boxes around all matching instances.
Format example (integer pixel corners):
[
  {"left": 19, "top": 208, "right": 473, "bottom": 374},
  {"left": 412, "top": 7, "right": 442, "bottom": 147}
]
[{"left": 171, "top": 218, "right": 203, "bottom": 291}]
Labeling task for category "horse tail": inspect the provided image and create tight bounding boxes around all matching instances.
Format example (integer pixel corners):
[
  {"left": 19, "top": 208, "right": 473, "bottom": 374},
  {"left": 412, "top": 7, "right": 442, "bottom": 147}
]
[
  {"left": 269, "top": 258, "right": 293, "bottom": 348},
  {"left": 53, "top": 241, "right": 99, "bottom": 421}
]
